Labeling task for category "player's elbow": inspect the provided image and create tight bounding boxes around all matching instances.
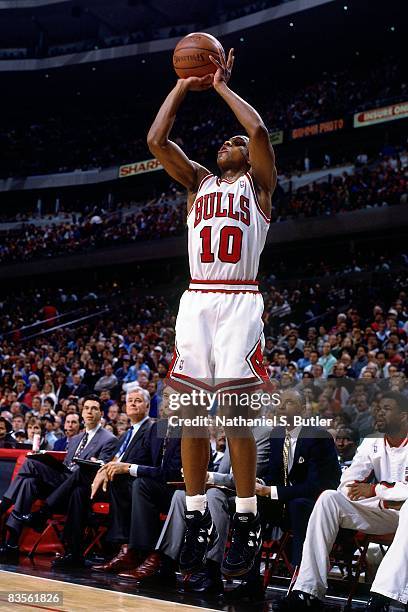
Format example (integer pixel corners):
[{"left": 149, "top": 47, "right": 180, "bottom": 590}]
[
  {"left": 146, "top": 127, "right": 165, "bottom": 151},
  {"left": 147, "top": 132, "right": 160, "bottom": 153}
]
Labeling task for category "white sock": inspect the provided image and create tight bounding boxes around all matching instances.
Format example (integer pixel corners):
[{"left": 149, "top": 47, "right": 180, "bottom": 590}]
[
  {"left": 186, "top": 494, "right": 207, "bottom": 514},
  {"left": 235, "top": 495, "right": 257, "bottom": 515}
]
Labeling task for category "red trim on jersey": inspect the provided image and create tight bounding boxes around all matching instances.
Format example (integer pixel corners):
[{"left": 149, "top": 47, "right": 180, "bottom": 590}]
[
  {"left": 187, "top": 173, "right": 213, "bottom": 219},
  {"left": 188, "top": 289, "right": 260, "bottom": 294},
  {"left": 168, "top": 373, "right": 266, "bottom": 394},
  {"left": 213, "top": 376, "right": 260, "bottom": 391},
  {"left": 385, "top": 435, "right": 408, "bottom": 448},
  {"left": 190, "top": 279, "right": 258, "bottom": 285},
  {"left": 379, "top": 481, "right": 396, "bottom": 488},
  {"left": 166, "top": 345, "right": 215, "bottom": 393},
  {"left": 165, "top": 376, "right": 204, "bottom": 395},
  {"left": 168, "top": 372, "right": 215, "bottom": 392},
  {"left": 215, "top": 174, "right": 246, "bottom": 185},
  {"left": 167, "top": 347, "right": 178, "bottom": 377},
  {"left": 245, "top": 172, "right": 271, "bottom": 224},
  {"left": 246, "top": 335, "right": 272, "bottom": 389},
  {"left": 197, "top": 173, "right": 213, "bottom": 192}
]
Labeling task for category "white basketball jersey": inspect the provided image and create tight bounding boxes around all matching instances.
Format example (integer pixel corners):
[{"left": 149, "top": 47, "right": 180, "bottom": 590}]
[{"left": 187, "top": 172, "right": 270, "bottom": 282}]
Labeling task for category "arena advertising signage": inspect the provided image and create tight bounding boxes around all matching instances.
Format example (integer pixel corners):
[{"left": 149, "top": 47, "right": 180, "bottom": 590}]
[
  {"left": 119, "top": 158, "right": 163, "bottom": 178},
  {"left": 269, "top": 130, "right": 284, "bottom": 145},
  {"left": 291, "top": 119, "right": 344, "bottom": 140},
  {"left": 353, "top": 101, "right": 408, "bottom": 128}
]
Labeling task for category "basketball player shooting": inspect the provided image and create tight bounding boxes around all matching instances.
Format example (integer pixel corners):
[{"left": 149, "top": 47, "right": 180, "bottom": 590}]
[{"left": 147, "top": 48, "right": 276, "bottom": 577}]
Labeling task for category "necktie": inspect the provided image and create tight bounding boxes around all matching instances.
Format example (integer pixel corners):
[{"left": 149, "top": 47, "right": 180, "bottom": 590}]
[
  {"left": 68, "top": 432, "right": 89, "bottom": 469},
  {"left": 283, "top": 430, "right": 291, "bottom": 486},
  {"left": 116, "top": 426, "right": 134, "bottom": 459},
  {"left": 161, "top": 427, "right": 170, "bottom": 466}
]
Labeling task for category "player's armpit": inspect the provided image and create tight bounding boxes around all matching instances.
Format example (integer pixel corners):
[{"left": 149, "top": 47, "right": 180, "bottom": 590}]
[{"left": 148, "top": 137, "right": 209, "bottom": 192}]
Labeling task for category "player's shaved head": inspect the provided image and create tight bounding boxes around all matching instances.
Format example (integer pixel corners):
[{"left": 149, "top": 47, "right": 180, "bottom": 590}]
[{"left": 231, "top": 134, "right": 249, "bottom": 146}]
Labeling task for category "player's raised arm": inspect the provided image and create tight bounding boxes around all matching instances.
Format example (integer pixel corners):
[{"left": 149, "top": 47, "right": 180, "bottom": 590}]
[
  {"left": 147, "top": 77, "right": 212, "bottom": 192},
  {"left": 209, "top": 49, "right": 277, "bottom": 200}
]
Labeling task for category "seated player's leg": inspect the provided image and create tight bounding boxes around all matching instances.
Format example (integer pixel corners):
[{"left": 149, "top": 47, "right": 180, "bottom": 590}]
[
  {"left": 276, "top": 490, "right": 400, "bottom": 611},
  {"left": 369, "top": 500, "right": 408, "bottom": 608}
]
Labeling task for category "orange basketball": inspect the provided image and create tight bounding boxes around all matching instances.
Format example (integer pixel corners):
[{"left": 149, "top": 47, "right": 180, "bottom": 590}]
[{"left": 173, "top": 32, "right": 224, "bottom": 79}]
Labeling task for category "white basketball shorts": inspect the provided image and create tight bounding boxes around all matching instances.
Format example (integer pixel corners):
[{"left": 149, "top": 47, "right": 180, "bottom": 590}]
[{"left": 168, "top": 280, "right": 268, "bottom": 393}]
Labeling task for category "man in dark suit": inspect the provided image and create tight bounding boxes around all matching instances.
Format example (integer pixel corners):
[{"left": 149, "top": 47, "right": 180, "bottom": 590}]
[
  {"left": 91, "top": 391, "right": 182, "bottom": 576},
  {"left": 53, "top": 413, "right": 81, "bottom": 451},
  {"left": 40, "top": 388, "right": 155, "bottom": 568},
  {"left": 0, "top": 395, "right": 117, "bottom": 560},
  {"left": 255, "top": 390, "right": 341, "bottom": 570}
]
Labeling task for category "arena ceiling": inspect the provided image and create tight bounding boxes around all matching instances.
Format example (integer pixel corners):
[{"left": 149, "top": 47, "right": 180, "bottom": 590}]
[
  {"left": 1, "top": 0, "right": 405, "bottom": 110},
  {"left": 0, "top": 0, "right": 270, "bottom": 48}
]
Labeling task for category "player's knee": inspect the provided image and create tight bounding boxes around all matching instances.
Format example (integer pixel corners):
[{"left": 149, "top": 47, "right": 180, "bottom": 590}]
[
  {"left": 316, "top": 488, "right": 342, "bottom": 509},
  {"left": 224, "top": 424, "right": 254, "bottom": 439},
  {"left": 206, "top": 487, "right": 227, "bottom": 507},
  {"left": 172, "top": 489, "right": 187, "bottom": 508},
  {"left": 132, "top": 476, "right": 148, "bottom": 493},
  {"left": 218, "top": 393, "right": 247, "bottom": 421},
  {"left": 289, "top": 497, "right": 313, "bottom": 511},
  {"left": 181, "top": 423, "right": 209, "bottom": 438}
]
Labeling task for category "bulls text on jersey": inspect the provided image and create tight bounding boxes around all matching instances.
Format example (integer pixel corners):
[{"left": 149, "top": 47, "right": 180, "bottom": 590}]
[{"left": 193, "top": 192, "right": 251, "bottom": 228}]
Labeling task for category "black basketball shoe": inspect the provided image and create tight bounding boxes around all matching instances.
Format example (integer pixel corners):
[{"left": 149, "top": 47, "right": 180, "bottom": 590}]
[
  {"left": 221, "top": 512, "right": 262, "bottom": 577},
  {"left": 179, "top": 507, "right": 219, "bottom": 575}
]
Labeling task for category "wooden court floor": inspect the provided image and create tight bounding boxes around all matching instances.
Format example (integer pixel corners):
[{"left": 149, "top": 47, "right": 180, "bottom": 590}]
[{"left": 0, "top": 570, "right": 220, "bottom": 612}]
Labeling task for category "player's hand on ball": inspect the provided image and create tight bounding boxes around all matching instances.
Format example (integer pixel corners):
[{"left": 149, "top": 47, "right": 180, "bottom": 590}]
[
  {"left": 209, "top": 48, "right": 234, "bottom": 88},
  {"left": 181, "top": 74, "right": 214, "bottom": 92}
]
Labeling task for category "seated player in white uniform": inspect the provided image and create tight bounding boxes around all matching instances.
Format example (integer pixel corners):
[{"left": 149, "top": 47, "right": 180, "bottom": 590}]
[
  {"left": 147, "top": 49, "right": 277, "bottom": 578},
  {"left": 277, "top": 391, "right": 408, "bottom": 612}
]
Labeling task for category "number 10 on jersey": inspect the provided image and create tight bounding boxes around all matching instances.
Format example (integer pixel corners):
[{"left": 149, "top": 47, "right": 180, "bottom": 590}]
[{"left": 200, "top": 225, "right": 243, "bottom": 264}]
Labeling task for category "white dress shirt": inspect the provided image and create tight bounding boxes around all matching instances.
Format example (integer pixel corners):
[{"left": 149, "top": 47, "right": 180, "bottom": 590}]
[
  {"left": 119, "top": 415, "right": 150, "bottom": 477},
  {"left": 82, "top": 423, "right": 102, "bottom": 449},
  {"left": 270, "top": 425, "right": 302, "bottom": 499}
]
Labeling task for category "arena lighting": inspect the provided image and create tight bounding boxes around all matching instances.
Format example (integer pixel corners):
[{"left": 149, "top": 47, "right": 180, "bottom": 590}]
[
  {"left": 92, "top": 66, "right": 96, "bottom": 71},
  {"left": 240, "top": 37, "right": 244, "bottom": 42},
  {"left": 390, "top": 26, "right": 395, "bottom": 31},
  {"left": 141, "top": 59, "right": 146, "bottom": 63},
  {"left": 291, "top": 54, "right": 296, "bottom": 59},
  {"left": 343, "top": 5, "right": 348, "bottom": 10},
  {"left": 289, "top": 21, "right": 294, "bottom": 26}
]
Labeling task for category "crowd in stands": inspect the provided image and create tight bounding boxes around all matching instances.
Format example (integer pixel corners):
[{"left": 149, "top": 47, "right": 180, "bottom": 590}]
[
  {"left": 0, "top": 252, "right": 407, "bottom": 606},
  {"left": 0, "top": 150, "right": 406, "bottom": 265},
  {"left": 1, "top": 57, "right": 404, "bottom": 178},
  {"left": 1, "top": 248, "right": 407, "bottom": 447},
  {"left": 0, "top": 199, "right": 185, "bottom": 264},
  {"left": 275, "top": 150, "right": 407, "bottom": 219}
]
